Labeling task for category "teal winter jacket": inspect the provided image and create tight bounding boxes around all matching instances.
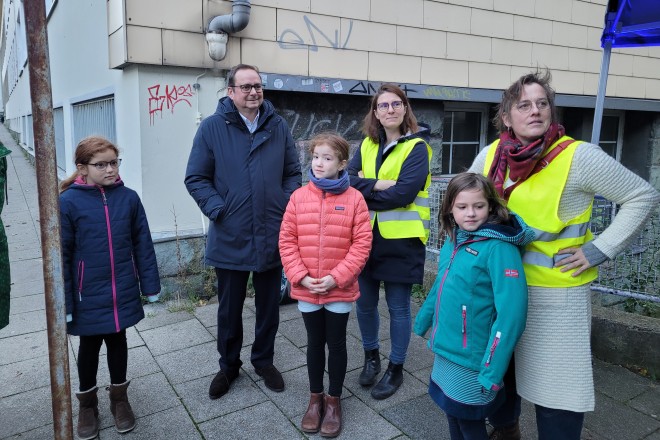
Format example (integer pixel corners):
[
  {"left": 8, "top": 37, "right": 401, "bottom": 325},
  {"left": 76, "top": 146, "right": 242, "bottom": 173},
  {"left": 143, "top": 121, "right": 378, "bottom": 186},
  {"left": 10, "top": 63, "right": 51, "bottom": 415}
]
[{"left": 414, "top": 214, "right": 534, "bottom": 391}]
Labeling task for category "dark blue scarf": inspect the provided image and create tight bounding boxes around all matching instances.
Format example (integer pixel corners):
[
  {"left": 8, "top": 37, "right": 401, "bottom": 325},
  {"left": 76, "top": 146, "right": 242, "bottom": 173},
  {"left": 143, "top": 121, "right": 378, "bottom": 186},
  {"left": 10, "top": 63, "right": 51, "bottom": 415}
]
[{"left": 307, "top": 169, "right": 349, "bottom": 195}]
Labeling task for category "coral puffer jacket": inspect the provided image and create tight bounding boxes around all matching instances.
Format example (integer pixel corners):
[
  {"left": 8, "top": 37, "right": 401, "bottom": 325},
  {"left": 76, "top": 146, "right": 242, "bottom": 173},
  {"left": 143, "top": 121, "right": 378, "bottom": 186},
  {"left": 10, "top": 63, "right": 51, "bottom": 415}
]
[{"left": 279, "top": 181, "right": 372, "bottom": 304}]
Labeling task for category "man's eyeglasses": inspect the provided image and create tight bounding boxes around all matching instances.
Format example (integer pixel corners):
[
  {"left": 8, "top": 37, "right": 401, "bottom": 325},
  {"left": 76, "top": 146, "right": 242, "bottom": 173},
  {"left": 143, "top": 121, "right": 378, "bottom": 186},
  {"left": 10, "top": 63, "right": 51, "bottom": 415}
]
[
  {"left": 376, "top": 100, "right": 404, "bottom": 113},
  {"left": 87, "top": 159, "right": 122, "bottom": 170},
  {"left": 230, "top": 83, "right": 263, "bottom": 93},
  {"left": 515, "top": 99, "right": 550, "bottom": 114}
]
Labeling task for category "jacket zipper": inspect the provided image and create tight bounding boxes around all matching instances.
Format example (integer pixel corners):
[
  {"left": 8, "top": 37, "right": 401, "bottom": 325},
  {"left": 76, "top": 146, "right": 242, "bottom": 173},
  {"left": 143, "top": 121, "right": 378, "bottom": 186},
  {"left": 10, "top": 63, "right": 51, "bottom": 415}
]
[
  {"left": 100, "top": 187, "right": 120, "bottom": 332},
  {"left": 77, "top": 260, "right": 84, "bottom": 301},
  {"left": 429, "top": 238, "right": 487, "bottom": 348},
  {"left": 485, "top": 331, "right": 501, "bottom": 367},
  {"left": 429, "top": 247, "right": 459, "bottom": 347},
  {"left": 317, "top": 192, "right": 326, "bottom": 295},
  {"left": 131, "top": 253, "right": 138, "bottom": 279},
  {"left": 462, "top": 305, "right": 467, "bottom": 348}
]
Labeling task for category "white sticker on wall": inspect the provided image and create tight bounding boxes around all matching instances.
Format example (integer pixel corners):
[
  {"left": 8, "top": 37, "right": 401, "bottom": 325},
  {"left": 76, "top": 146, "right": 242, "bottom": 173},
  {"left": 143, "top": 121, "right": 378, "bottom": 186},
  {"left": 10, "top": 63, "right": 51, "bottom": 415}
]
[
  {"left": 274, "top": 78, "right": 284, "bottom": 89},
  {"left": 333, "top": 81, "right": 343, "bottom": 93}
]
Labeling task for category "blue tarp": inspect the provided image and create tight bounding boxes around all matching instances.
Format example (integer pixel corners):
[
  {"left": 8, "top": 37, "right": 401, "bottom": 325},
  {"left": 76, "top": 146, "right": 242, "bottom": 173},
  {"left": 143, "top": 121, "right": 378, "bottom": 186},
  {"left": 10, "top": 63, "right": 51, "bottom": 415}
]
[{"left": 602, "top": 0, "right": 660, "bottom": 48}]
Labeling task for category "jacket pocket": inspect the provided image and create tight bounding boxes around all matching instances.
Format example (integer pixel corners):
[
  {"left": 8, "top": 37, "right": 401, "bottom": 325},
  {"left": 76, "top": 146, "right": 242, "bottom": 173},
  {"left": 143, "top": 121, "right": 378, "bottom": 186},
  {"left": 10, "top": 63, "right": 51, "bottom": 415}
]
[
  {"left": 485, "top": 331, "right": 501, "bottom": 367},
  {"left": 131, "top": 253, "right": 139, "bottom": 279},
  {"left": 461, "top": 305, "right": 467, "bottom": 348},
  {"left": 77, "top": 260, "right": 85, "bottom": 301}
]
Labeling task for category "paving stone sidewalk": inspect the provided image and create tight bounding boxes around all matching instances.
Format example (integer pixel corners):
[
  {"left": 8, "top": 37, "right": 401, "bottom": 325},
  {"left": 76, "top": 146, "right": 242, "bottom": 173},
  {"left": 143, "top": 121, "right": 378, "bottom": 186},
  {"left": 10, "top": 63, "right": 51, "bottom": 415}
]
[{"left": 0, "top": 124, "right": 658, "bottom": 439}]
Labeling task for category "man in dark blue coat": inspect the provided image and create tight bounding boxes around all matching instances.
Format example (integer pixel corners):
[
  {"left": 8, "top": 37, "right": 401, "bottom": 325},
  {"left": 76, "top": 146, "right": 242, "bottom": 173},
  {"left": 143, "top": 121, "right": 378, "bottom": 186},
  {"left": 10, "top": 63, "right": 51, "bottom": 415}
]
[{"left": 185, "top": 64, "right": 301, "bottom": 399}]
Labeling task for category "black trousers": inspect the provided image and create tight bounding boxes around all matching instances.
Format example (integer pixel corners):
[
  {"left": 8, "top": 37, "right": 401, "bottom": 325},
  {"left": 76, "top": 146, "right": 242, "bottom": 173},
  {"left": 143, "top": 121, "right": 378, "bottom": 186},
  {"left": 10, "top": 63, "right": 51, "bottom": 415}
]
[
  {"left": 215, "top": 266, "right": 281, "bottom": 374},
  {"left": 77, "top": 330, "right": 127, "bottom": 391},
  {"left": 302, "top": 309, "right": 350, "bottom": 397}
]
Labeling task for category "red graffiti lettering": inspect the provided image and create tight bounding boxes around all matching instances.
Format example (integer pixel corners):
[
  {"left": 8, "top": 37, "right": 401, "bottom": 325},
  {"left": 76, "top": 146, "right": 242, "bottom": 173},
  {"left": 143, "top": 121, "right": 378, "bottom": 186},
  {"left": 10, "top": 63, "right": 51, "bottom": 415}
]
[{"left": 147, "top": 84, "right": 193, "bottom": 125}]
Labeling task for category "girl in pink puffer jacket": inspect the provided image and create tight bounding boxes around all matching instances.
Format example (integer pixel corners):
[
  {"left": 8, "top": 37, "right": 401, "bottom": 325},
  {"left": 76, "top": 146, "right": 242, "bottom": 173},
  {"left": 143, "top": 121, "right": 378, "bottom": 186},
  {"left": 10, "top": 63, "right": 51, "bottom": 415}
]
[{"left": 279, "top": 132, "right": 372, "bottom": 438}]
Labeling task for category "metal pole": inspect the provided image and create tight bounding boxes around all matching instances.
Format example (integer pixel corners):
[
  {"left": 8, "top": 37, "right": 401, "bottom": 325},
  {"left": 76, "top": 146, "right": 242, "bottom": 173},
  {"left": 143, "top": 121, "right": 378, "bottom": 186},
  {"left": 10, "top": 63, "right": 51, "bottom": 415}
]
[
  {"left": 23, "top": 1, "right": 73, "bottom": 439},
  {"left": 591, "top": 39, "right": 612, "bottom": 145}
]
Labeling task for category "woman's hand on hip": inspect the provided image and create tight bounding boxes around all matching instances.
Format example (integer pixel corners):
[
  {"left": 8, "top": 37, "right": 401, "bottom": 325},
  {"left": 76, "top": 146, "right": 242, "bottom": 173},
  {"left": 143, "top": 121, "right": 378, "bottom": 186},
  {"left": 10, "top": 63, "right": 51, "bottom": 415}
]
[{"left": 555, "top": 247, "right": 592, "bottom": 276}]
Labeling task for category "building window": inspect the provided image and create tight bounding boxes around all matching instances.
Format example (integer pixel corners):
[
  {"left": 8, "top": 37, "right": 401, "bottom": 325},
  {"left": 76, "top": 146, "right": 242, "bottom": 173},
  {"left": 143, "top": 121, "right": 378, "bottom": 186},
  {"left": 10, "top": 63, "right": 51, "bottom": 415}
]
[
  {"left": 599, "top": 112, "right": 624, "bottom": 161},
  {"left": 441, "top": 104, "right": 487, "bottom": 175},
  {"left": 72, "top": 96, "right": 117, "bottom": 146}
]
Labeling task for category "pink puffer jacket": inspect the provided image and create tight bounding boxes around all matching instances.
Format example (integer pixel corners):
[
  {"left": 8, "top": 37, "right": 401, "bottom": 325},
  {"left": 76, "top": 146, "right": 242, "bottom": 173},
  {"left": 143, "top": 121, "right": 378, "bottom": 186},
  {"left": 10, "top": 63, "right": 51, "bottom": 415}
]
[{"left": 279, "top": 181, "right": 372, "bottom": 304}]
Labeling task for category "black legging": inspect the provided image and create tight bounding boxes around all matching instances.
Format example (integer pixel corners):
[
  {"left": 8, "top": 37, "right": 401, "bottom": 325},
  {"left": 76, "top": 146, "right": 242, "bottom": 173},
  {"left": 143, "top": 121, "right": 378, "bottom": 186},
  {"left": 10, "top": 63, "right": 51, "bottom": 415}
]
[
  {"left": 77, "top": 330, "right": 128, "bottom": 391},
  {"left": 302, "top": 309, "right": 349, "bottom": 397}
]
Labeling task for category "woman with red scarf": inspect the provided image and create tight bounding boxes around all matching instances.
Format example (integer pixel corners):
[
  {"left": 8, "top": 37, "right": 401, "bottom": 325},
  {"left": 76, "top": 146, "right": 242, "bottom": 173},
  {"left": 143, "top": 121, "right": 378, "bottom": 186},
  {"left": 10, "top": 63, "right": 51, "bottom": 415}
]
[{"left": 469, "top": 70, "right": 659, "bottom": 440}]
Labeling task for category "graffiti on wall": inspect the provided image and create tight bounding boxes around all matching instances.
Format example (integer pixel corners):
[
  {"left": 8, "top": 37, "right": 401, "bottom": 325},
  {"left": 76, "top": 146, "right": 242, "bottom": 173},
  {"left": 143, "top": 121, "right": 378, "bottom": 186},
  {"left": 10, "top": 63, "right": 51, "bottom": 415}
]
[
  {"left": 278, "top": 16, "right": 353, "bottom": 51},
  {"left": 282, "top": 110, "right": 360, "bottom": 140},
  {"left": 148, "top": 84, "right": 193, "bottom": 125}
]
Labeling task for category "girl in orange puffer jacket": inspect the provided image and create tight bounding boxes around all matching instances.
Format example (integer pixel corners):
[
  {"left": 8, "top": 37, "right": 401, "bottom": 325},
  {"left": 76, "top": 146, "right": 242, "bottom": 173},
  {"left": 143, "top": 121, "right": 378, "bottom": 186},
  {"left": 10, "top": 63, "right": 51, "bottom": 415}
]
[{"left": 279, "top": 132, "right": 372, "bottom": 438}]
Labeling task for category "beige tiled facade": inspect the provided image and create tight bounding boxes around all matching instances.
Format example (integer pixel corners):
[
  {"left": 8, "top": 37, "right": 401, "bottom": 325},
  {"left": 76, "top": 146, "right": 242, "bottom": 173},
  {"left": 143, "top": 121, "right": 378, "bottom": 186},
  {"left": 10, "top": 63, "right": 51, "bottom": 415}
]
[{"left": 108, "top": 0, "right": 660, "bottom": 100}]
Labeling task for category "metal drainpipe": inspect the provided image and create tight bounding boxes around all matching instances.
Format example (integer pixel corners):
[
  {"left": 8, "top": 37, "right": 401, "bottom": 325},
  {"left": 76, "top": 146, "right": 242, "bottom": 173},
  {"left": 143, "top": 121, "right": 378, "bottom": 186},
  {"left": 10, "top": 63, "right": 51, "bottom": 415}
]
[{"left": 208, "top": 0, "right": 251, "bottom": 34}]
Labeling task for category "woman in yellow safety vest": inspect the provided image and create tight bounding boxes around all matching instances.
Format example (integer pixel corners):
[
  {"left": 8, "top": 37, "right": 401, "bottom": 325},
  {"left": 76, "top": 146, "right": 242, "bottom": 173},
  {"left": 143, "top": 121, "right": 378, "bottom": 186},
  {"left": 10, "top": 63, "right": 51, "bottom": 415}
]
[
  {"left": 469, "top": 70, "right": 659, "bottom": 440},
  {"left": 348, "top": 84, "right": 432, "bottom": 400}
]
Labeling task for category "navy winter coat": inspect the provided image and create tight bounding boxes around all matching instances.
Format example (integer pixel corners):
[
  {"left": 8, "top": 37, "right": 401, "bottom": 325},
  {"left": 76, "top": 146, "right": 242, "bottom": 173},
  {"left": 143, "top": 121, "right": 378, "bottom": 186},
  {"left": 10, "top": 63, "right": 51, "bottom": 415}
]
[
  {"left": 185, "top": 97, "right": 302, "bottom": 271},
  {"left": 348, "top": 125, "right": 431, "bottom": 284},
  {"left": 60, "top": 178, "right": 160, "bottom": 336}
]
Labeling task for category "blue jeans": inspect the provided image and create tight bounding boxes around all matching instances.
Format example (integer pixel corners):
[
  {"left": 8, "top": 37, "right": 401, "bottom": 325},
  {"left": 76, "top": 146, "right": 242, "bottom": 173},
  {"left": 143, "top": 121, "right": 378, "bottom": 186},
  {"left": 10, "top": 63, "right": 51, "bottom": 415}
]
[
  {"left": 536, "top": 405, "right": 584, "bottom": 440},
  {"left": 446, "top": 414, "right": 488, "bottom": 440},
  {"left": 356, "top": 275, "right": 412, "bottom": 365}
]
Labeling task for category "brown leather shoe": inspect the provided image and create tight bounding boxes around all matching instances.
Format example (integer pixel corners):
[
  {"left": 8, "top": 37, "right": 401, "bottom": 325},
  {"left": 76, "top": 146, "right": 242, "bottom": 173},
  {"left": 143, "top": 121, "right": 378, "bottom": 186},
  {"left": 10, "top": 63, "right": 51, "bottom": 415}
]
[
  {"left": 300, "top": 392, "right": 324, "bottom": 433},
  {"left": 489, "top": 419, "right": 521, "bottom": 440},
  {"left": 320, "top": 394, "right": 342, "bottom": 438}
]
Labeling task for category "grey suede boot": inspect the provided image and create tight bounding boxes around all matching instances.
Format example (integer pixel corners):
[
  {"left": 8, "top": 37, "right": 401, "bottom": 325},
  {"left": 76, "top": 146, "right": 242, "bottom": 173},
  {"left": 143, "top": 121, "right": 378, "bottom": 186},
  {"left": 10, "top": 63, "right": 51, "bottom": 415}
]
[
  {"left": 75, "top": 386, "right": 99, "bottom": 440},
  {"left": 108, "top": 380, "right": 136, "bottom": 433}
]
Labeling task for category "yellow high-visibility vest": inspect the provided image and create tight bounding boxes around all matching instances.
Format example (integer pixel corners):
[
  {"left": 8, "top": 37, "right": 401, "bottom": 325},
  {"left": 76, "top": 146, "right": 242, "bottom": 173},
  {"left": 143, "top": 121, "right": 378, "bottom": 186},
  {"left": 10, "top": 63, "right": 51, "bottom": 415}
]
[
  {"left": 361, "top": 136, "right": 432, "bottom": 244},
  {"left": 483, "top": 136, "right": 598, "bottom": 287}
]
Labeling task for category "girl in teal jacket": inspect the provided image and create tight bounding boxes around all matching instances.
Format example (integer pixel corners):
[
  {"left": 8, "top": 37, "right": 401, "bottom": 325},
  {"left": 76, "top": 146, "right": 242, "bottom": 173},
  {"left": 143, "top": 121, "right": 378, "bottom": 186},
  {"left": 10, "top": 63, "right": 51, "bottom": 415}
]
[{"left": 414, "top": 173, "right": 535, "bottom": 440}]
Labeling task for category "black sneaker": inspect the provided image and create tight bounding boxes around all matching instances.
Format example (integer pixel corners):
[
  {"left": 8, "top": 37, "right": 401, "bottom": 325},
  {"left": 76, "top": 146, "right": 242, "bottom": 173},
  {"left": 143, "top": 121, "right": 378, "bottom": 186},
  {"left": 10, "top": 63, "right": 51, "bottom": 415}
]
[
  {"left": 254, "top": 365, "right": 285, "bottom": 392},
  {"left": 209, "top": 369, "right": 239, "bottom": 399}
]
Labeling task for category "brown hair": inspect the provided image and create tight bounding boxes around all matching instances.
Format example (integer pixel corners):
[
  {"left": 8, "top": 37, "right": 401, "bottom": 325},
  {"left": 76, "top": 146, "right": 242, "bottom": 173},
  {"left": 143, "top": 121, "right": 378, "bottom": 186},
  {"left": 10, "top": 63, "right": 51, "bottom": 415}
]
[
  {"left": 308, "top": 132, "right": 350, "bottom": 163},
  {"left": 227, "top": 64, "right": 260, "bottom": 87},
  {"left": 439, "top": 173, "right": 509, "bottom": 242},
  {"left": 362, "top": 83, "right": 419, "bottom": 142},
  {"left": 60, "top": 136, "right": 120, "bottom": 192},
  {"left": 494, "top": 69, "right": 557, "bottom": 133}
]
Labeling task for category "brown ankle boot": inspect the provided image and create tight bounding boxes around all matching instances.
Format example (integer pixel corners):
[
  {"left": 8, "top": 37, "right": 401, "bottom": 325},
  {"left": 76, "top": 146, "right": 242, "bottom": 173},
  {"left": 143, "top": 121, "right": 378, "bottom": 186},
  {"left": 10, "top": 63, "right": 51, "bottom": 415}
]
[
  {"left": 489, "top": 419, "right": 521, "bottom": 440},
  {"left": 75, "top": 387, "right": 99, "bottom": 440},
  {"left": 108, "top": 380, "right": 136, "bottom": 433},
  {"left": 301, "top": 392, "right": 324, "bottom": 433},
  {"left": 320, "top": 395, "right": 342, "bottom": 438}
]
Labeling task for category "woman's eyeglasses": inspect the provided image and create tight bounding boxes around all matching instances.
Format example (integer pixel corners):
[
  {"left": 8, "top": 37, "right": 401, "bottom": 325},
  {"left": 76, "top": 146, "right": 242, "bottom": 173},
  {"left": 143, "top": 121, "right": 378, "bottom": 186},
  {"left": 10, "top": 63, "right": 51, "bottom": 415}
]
[
  {"left": 515, "top": 99, "right": 550, "bottom": 114},
  {"left": 230, "top": 83, "right": 263, "bottom": 93},
  {"left": 87, "top": 159, "right": 122, "bottom": 170},
  {"left": 376, "top": 100, "right": 404, "bottom": 113}
]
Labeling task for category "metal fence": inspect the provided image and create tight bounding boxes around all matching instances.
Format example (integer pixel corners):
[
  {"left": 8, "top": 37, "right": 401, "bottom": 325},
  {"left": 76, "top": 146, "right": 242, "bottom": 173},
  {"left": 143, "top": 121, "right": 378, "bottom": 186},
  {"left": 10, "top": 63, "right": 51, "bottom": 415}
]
[{"left": 425, "top": 178, "right": 660, "bottom": 302}]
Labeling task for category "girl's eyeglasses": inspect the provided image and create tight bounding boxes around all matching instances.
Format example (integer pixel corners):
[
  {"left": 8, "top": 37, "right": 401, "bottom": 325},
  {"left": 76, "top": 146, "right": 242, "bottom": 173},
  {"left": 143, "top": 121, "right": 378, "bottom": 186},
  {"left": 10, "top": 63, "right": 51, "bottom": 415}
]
[{"left": 87, "top": 159, "right": 122, "bottom": 170}]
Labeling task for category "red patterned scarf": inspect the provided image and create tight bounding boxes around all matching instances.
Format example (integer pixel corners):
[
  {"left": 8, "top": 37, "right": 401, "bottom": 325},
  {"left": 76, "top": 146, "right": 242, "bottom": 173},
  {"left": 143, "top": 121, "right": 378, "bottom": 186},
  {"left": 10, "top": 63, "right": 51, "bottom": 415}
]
[{"left": 487, "top": 123, "right": 565, "bottom": 200}]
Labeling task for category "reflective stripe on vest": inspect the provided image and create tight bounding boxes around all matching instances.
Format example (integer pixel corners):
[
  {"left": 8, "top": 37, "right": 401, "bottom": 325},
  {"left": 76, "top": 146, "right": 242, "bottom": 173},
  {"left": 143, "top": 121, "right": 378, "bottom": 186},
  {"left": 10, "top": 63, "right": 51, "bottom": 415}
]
[
  {"left": 483, "top": 136, "right": 598, "bottom": 287},
  {"left": 361, "top": 136, "right": 432, "bottom": 244}
]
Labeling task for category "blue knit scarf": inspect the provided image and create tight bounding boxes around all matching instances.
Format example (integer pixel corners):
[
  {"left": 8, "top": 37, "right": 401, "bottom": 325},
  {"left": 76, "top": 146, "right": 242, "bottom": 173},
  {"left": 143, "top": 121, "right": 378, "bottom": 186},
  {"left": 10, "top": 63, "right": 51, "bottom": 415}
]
[{"left": 307, "top": 169, "right": 350, "bottom": 195}]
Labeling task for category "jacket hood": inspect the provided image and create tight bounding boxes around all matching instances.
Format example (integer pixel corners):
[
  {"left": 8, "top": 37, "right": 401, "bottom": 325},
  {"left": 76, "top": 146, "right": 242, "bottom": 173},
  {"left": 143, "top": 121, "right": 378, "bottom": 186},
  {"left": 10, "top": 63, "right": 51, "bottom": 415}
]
[
  {"left": 215, "top": 96, "right": 276, "bottom": 125},
  {"left": 458, "top": 212, "right": 536, "bottom": 247}
]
